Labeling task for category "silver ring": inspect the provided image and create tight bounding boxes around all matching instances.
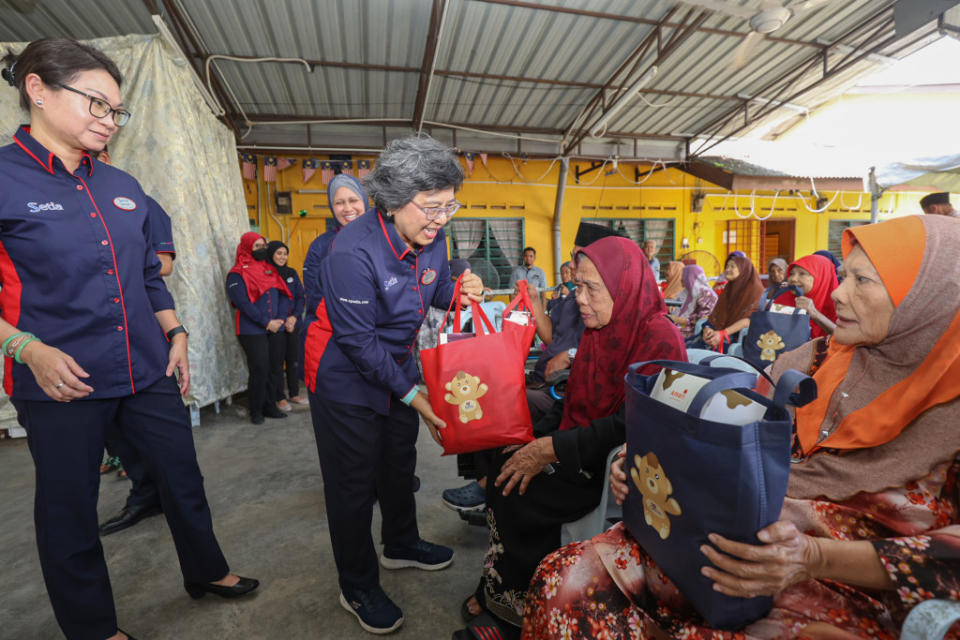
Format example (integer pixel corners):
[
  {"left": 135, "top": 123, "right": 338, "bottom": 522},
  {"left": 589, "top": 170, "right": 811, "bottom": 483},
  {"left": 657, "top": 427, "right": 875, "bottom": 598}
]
[{"left": 56, "top": 382, "right": 64, "bottom": 389}]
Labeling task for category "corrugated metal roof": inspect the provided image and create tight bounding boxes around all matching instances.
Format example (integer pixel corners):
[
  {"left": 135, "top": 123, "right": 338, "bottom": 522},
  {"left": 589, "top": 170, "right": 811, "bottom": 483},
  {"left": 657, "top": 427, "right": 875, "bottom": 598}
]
[{"left": 0, "top": 0, "right": 943, "bottom": 159}]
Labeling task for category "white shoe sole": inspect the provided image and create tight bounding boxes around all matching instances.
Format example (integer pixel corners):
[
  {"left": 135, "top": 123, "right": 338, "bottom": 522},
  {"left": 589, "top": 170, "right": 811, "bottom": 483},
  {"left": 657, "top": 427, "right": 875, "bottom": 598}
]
[
  {"left": 440, "top": 496, "right": 485, "bottom": 513},
  {"left": 339, "top": 593, "right": 404, "bottom": 635},
  {"left": 379, "top": 554, "right": 454, "bottom": 571}
]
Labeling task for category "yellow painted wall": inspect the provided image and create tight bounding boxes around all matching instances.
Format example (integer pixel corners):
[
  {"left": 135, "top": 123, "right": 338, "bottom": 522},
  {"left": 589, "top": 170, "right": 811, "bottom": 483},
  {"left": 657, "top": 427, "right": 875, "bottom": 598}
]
[{"left": 242, "top": 155, "right": 918, "bottom": 284}]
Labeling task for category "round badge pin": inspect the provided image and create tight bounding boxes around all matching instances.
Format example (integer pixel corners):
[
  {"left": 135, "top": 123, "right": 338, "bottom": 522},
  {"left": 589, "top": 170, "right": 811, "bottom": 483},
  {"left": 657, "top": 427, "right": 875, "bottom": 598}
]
[
  {"left": 113, "top": 197, "right": 137, "bottom": 211},
  {"left": 420, "top": 269, "right": 437, "bottom": 285}
]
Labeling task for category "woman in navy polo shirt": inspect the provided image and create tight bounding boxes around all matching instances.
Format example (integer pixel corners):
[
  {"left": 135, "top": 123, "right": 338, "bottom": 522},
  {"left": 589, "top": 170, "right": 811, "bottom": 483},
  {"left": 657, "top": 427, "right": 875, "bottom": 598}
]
[
  {"left": 266, "top": 240, "right": 306, "bottom": 408},
  {"left": 304, "top": 136, "right": 483, "bottom": 634},
  {"left": 226, "top": 232, "right": 292, "bottom": 424},
  {"left": 0, "top": 38, "right": 257, "bottom": 640}
]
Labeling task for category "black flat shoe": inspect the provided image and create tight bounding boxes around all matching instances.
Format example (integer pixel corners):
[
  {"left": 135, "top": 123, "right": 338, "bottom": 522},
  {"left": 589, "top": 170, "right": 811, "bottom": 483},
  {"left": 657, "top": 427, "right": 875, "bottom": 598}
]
[
  {"left": 99, "top": 503, "right": 163, "bottom": 536},
  {"left": 185, "top": 576, "right": 260, "bottom": 599},
  {"left": 251, "top": 414, "right": 265, "bottom": 425},
  {"left": 262, "top": 407, "right": 287, "bottom": 419}
]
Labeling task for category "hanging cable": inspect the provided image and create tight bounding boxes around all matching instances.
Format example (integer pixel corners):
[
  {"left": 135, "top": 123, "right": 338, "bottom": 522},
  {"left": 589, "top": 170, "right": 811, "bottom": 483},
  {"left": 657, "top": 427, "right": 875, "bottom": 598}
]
[
  {"left": 754, "top": 190, "right": 778, "bottom": 221},
  {"left": 502, "top": 153, "right": 563, "bottom": 183},
  {"left": 838, "top": 191, "right": 864, "bottom": 210},
  {"left": 796, "top": 191, "right": 839, "bottom": 213}
]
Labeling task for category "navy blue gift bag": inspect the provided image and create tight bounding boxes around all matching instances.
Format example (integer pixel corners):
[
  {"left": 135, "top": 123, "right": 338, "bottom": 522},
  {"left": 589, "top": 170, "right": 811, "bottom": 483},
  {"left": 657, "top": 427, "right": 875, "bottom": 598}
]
[
  {"left": 742, "top": 285, "right": 811, "bottom": 370},
  {"left": 623, "top": 359, "right": 815, "bottom": 630}
]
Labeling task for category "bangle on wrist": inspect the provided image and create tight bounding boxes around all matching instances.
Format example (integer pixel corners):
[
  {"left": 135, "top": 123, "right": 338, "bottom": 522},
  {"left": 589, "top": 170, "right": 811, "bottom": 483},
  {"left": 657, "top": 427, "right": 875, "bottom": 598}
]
[
  {"left": 3, "top": 331, "right": 33, "bottom": 357},
  {"left": 14, "top": 336, "right": 38, "bottom": 364}
]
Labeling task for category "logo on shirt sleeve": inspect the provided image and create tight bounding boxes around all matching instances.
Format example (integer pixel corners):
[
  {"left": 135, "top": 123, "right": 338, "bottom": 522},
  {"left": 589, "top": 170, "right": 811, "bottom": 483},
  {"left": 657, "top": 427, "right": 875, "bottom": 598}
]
[{"left": 113, "top": 197, "right": 137, "bottom": 211}]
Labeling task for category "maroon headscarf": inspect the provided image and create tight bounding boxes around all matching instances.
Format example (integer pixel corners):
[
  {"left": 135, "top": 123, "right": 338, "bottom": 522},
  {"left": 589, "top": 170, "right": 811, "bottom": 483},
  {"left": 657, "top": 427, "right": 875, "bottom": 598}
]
[
  {"left": 560, "top": 237, "right": 686, "bottom": 431},
  {"left": 229, "top": 231, "right": 292, "bottom": 303}
]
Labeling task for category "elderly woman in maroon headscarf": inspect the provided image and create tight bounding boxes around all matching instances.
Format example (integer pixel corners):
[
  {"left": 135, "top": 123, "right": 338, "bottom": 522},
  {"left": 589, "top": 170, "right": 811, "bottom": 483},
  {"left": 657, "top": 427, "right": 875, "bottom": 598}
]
[
  {"left": 699, "top": 254, "right": 764, "bottom": 349},
  {"left": 454, "top": 236, "right": 686, "bottom": 640}
]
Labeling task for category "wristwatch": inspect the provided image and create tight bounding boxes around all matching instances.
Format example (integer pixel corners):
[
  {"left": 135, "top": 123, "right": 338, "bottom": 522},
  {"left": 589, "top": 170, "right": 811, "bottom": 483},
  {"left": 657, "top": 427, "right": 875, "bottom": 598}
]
[
  {"left": 166, "top": 325, "right": 188, "bottom": 341},
  {"left": 567, "top": 348, "right": 577, "bottom": 360}
]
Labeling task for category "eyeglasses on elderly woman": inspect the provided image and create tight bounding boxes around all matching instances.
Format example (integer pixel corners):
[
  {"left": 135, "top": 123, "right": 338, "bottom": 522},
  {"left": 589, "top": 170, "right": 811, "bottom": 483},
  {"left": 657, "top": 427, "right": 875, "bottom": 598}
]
[
  {"left": 57, "top": 83, "right": 131, "bottom": 126},
  {"left": 409, "top": 198, "right": 463, "bottom": 221}
]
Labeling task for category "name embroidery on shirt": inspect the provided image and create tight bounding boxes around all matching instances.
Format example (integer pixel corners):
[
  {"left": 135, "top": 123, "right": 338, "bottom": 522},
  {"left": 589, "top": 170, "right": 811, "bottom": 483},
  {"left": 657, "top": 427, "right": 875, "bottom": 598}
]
[
  {"left": 339, "top": 297, "right": 370, "bottom": 305},
  {"left": 27, "top": 201, "right": 64, "bottom": 213},
  {"left": 113, "top": 197, "right": 137, "bottom": 211},
  {"left": 383, "top": 275, "right": 399, "bottom": 290}
]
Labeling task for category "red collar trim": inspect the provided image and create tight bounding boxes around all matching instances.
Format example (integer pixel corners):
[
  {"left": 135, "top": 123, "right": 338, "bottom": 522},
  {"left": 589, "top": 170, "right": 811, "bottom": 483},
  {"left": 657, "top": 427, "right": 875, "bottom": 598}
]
[
  {"left": 13, "top": 127, "right": 54, "bottom": 175},
  {"left": 12, "top": 126, "right": 94, "bottom": 176},
  {"left": 378, "top": 211, "right": 410, "bottom": 261}
]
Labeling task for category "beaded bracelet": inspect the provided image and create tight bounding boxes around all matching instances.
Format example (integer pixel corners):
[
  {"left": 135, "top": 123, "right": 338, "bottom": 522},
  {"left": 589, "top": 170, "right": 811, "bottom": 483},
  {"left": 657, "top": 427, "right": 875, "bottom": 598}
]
[
  {"left": 14, "top": 336, "right": 38, "bottom": 364},
  {"left": 2, "top": 331, "right": 32, "bottom": 357}
]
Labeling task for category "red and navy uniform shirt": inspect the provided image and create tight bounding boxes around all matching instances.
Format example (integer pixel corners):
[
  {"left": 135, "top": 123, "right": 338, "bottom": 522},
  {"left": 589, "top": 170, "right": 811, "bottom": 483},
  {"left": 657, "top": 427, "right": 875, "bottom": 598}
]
[
  {"left": 146, "top": 195, "right": 176, "bottom": 258},
  {"left": 308, "top": 210, "right": 456, "bottom": 415},
  {"left": 225, "top": 273, "right": 289, "bottom": 335},
  {"left": 279, "top": 269, "right": 305, "bottom": 330},
  {"left": 0, "top": 126, "right": 175, "bottom": 400}
]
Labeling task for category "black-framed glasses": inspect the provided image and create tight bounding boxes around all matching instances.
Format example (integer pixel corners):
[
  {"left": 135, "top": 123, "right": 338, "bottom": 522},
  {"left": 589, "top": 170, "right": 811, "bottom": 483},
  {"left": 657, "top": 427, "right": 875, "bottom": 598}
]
[
  {"left": 410, "top": 199, "right": 463, "bottom": 221},
  {"left": 57, "top": 84, "right": 131, "bottom": 126}
]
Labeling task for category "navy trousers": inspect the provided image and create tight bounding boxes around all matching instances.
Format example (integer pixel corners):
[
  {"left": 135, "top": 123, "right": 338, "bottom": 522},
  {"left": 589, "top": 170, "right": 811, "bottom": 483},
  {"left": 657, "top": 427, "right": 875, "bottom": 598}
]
[
  {"left": 14, "top": 375, "right": 229, "bottom": 640},
  {"left": 309, "top": 392, "right": 420, "bottom": 591},
  {"left": 105, "top": 428, "right": 161, "bottom": 510}
]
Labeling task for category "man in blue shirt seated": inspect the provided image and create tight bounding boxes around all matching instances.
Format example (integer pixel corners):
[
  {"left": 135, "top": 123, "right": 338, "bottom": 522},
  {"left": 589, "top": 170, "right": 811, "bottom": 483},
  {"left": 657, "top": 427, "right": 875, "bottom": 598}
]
[
  {"left": 643, "top": 239, "right": 661, "bottom": 280},
  {"left": 508, "top": 246, "right": 547, "bottom": 292}
]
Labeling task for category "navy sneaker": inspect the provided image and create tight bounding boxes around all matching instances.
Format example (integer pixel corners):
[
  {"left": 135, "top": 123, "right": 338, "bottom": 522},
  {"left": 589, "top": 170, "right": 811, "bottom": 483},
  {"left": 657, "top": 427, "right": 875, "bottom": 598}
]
[
  {"left": 441, "top": 481, "right": 485, "bottom": 512},
  {"left": 381, "top": 538, "right": 454, "bottom": 571},
  {"left": 339, "top": 585, "right": 404, "bottom": 635}
]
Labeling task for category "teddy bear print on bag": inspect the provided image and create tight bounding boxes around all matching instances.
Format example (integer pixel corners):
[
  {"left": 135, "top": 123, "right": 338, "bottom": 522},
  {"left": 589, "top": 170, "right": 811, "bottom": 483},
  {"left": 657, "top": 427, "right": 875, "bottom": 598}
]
[
  {"left": 631, "top": 452, "right": 682, "bottom": 540},
  {"left": 756, "top": 330, "right": 786, "bottom": 362},
  {"left": 444, "top": 370, "right": 488, "bottom": 423}
]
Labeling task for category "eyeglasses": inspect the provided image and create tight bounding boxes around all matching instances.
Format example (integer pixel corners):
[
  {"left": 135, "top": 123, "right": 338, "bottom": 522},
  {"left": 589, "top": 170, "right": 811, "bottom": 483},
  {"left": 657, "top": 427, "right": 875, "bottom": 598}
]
[
  {"left": 409, "top": 199, "right": 463, "bottom": 221},
  {"left": 57, "top": 84, "right": 131, "bottom": 127}
]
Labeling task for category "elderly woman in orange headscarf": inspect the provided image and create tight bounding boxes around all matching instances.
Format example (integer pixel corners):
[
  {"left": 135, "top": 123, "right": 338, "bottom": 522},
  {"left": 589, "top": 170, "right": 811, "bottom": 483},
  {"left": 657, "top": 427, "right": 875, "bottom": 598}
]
[{"left": 522, "top": 214, "right": 960, "bottom": 640}]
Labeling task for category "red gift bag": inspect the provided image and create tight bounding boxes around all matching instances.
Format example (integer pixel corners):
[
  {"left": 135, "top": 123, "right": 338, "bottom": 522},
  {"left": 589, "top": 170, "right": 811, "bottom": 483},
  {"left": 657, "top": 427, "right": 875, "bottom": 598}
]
[{"left": 420, "top": 279, "right": 536, "bottom": 455}]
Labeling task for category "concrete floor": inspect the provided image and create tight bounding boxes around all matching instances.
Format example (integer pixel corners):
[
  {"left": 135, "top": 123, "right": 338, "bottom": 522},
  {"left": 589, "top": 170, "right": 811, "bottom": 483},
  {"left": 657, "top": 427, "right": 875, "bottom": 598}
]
[{"left": 0, "top": 400, "right": 489, "bottom": 639}]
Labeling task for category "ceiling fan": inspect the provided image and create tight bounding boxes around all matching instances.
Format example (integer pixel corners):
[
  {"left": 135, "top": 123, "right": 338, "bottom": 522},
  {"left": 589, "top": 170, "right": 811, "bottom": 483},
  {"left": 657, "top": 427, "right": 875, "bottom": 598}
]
[{"left": 679, "top": 0, "right": 835, "bottom": 70}]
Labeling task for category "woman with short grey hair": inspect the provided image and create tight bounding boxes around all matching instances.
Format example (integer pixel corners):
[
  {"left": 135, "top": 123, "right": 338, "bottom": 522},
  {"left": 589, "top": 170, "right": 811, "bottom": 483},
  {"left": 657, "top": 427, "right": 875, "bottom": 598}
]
[{"left": 303, "top": 135, "right": 484, "bottom": 634}]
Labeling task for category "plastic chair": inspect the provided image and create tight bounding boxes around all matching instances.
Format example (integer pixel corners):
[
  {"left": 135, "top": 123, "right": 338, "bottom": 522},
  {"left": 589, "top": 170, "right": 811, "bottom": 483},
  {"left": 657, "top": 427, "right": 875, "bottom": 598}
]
[
  {"left": 560, "top": 447, "right": 623, "bottom": 545},
  {"left": 901, "top": 600, "right": 960, "bottom": 640}
]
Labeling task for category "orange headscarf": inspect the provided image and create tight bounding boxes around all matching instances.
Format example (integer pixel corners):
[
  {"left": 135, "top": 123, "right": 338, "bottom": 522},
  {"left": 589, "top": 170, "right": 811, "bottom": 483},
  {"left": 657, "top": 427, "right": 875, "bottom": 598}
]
[{"left": 795, "top": 215, "right": 960, "bottom": 455}]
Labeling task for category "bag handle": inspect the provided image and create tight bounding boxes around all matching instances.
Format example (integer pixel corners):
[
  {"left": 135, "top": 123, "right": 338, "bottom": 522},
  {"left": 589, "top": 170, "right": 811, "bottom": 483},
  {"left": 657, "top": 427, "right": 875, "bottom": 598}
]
[
  {"left": 440, "top": 276, "right": 496, "bottom": 336},
  {"left": 760, "top": 284, "right": 805, "bottom": 313},
  {"left": 504, "top": 279, "right": 535, "bottom": 316},
  {"left": 772, "top": 368, "right": 817, "bottom": 409},
  {"left": 627, "top": 360, "right": 757, "bottom": 417},
  {"left": 698, "top": 354, "right": 816, "bottom": 408},
  {"left": 627, "top": 359, "right": 816, "bottom": 415}
]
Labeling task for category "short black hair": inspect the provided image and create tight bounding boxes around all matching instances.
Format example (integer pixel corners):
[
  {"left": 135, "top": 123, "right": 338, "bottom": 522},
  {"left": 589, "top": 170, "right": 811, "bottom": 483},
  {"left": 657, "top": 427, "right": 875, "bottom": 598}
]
[
  {"left": 523, "top": 247, "right": 535, "bottom": 254},
  {"left": 2, "top": 38, "right": 122, "bottom": 111}
]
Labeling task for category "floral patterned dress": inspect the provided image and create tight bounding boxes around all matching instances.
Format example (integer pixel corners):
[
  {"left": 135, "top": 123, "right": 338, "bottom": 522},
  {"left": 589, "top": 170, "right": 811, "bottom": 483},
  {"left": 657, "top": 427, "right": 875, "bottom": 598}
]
[{"left": 523, "top": 459, "right": 960, "bottom": 639}]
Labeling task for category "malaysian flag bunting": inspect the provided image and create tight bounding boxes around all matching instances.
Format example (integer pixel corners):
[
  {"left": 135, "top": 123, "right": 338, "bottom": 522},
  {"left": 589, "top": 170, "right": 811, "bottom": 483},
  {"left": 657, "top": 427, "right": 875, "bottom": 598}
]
[
  {"left": 462, "top": 152, "right": 474, "bottom": 178},
  {"left": 358, "top": 159, "right": 371, "bottom": 178},
  {"left": 241, "top": 153, "right": 256, "bottom": 180},
  {"left": 320, "top": 161, "right": 335, "bottom": 184},
  {"left": 302, "top": 158, "right": 318, "bottom": 183},
  {"left": 341, "top": 160, "right": 354, "bottom": 176},
  {"left": 263, "top": 156, "right": 278, "bottom": 183}
]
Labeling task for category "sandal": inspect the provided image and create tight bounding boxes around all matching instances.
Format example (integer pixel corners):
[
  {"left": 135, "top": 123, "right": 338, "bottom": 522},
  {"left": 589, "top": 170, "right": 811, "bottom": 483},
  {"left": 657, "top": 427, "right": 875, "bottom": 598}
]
[{"left": 454, "top": 611, "right": 520, "bottom": 640}]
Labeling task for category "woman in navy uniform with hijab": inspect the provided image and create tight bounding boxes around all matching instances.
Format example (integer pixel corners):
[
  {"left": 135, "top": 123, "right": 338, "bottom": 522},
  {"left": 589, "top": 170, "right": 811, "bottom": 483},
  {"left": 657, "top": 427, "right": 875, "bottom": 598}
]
[
  {"left": 226, "top": 231, "right": 292, "bottom": 424},
  {"left": 0, "top": 38, "right": 257, "bottom": 640},
  {"left": 304, "top": 136, "right": 483, "bottom": 634},
  {"left": 266, "top": 240, "right": 306, "bottom": 408}
]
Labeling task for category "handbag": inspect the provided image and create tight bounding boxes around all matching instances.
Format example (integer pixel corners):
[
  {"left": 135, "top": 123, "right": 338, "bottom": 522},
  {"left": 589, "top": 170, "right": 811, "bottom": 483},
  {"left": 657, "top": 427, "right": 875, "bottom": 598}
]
[
  {"left": 742, "top": 284, "right": 811, "bottom": 369},
  {"left": 623, "top": 359, "right": 815, "bottom": 629},
  {"left": 420, "top": 278, "right": 536, "bottom": 455}
]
